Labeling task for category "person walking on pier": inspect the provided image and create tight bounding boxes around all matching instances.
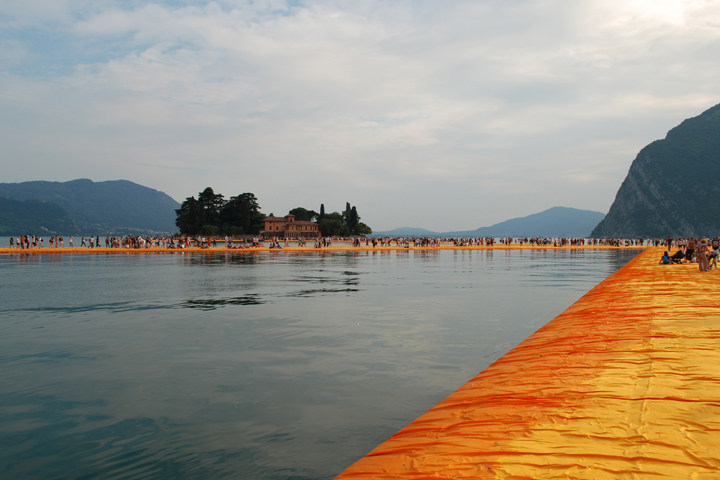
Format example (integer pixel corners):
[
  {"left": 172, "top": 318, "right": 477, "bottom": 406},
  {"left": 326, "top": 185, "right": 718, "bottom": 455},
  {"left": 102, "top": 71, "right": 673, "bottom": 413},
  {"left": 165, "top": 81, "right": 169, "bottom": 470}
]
[
  {"left": 697, "top": 239, "right": 709, "bottom": 272},
  {"left": 686, "top": 238, "right": 696, "bottom": 262},
  {"left": 709, "top": 242, "right": 719, "bottom": 270}
]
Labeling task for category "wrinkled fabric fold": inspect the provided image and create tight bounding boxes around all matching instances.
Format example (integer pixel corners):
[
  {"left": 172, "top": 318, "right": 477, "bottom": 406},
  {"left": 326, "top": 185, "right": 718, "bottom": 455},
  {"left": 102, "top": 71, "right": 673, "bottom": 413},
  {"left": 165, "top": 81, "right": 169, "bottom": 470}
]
[{"left": 336, "top": 248, "right": 720, "bottom": 479}]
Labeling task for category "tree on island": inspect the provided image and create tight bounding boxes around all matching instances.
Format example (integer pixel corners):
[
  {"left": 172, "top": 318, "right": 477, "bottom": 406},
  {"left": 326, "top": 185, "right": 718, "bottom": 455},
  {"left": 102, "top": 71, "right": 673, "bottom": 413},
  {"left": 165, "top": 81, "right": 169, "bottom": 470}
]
[
  {"left": 175, "top": 196, "right": 205, "bottom": 235},
  {"left": 319, "top": 212, "right": 345, "bottom": 236},
  {"left": 176, "top": 191, "right": 372, "bottom": 236},
  {"left": 288, "top": 207, "right": 318, "bottom": 222},
  {"left": 345, "top": 205, "right": 360, "bottom": 234},
  {"left": 220, "top": 193, "right": 265, "bottom": 235},
  {"left": 315, "top": 202, "right": 371, "bottom": 236},
  {"left": 197, "top": 187, "right": 224, "bottom": 229},
  {"left": 175, "top": 188, "right": 265, "bottom": 235}
]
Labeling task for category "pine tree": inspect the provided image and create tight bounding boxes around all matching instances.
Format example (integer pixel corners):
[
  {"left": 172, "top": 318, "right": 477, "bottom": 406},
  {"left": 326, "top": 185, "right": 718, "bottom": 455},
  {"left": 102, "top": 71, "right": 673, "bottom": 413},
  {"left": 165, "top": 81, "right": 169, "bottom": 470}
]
[{"left": 348, "top": 206, "right": 360, "bottom": 234}]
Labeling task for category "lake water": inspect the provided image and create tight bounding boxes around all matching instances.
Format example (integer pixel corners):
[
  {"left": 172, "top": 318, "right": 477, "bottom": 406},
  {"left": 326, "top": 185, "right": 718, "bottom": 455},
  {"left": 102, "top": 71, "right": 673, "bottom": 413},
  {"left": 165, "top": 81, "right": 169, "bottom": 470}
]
[{"left": 0, "top": 247, "right": 640, "bottom": 479}]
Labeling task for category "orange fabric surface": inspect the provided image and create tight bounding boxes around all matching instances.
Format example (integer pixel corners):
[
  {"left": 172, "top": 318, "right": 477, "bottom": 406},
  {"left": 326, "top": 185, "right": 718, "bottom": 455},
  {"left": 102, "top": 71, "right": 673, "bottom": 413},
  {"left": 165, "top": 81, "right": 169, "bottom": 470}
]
[{"left": 335, "top": 247, "right": 720, "bottom": 479}]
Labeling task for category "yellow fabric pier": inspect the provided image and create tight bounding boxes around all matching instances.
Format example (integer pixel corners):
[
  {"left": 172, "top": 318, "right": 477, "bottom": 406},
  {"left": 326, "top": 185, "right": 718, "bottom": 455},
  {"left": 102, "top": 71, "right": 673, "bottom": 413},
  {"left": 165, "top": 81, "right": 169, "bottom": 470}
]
[{"left": 336, "top": 247, "right": 720, "bottom": 479}]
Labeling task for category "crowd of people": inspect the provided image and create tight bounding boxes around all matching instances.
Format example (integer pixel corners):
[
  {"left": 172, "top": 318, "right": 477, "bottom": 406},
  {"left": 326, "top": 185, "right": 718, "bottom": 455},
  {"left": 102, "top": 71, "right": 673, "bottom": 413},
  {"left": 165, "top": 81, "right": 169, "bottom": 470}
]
[
  {"left": 363, "top": 236, "right": 650, "bottom": 248},
  {"left": 7, "top": 235, "right": 186, "bottom": 249},
  {"left": 659, "top": 237, "right": 719, "bottom": 271},
  {"left": 7, "top": 234, "right": 720, "bottom": 261}
]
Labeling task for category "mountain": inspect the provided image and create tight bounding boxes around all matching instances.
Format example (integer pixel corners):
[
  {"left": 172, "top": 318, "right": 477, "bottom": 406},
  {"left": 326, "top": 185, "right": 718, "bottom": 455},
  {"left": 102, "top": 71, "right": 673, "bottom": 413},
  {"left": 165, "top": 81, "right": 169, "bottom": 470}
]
[
  {"left": 0, "top": 197, "right": 81, "bottom": 235},
  {"left": 372, "top": 227, "right": 440, "bottom": 237},
  {"left": 372, "top": 207, "right": 606, "bottom": 238},
  {"left": 592, "top": 103, "right": 720, "bottom": 238},
  {"left": 0, "top": 179, "right": 180, "bottom": 234},
  {"left": 444, "top": 207, "right": 606, "bottom": 238}
]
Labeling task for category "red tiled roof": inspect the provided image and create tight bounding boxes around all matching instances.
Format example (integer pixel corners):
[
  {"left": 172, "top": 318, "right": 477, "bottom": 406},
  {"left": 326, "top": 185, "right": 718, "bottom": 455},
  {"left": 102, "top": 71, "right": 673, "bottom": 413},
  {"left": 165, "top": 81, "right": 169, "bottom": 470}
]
[{"left": 262, "top": 218, "right": 317, "bottom": 225}]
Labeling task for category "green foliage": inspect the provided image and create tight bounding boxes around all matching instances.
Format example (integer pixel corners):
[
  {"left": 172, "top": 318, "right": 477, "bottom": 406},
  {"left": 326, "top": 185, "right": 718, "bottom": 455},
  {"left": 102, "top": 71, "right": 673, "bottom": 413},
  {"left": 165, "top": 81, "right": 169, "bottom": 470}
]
[
  {"left": 201, "top": 224, "right": 218, "bottom": 235},
  {"left": 176, "top": 189, "right": 264, "bottom": 235},
  {"left": 175, "top": 196, "right": 204, "bottom": 235},
  {"left": 289, "top": 207, "right": 318, "bottom": 222},
  {"left": 357, "top": 222, "right": 372, "bottom": 235},
  {"left": 347, "top": 206, "right": 360, "bottom": 233},
  {"left": 319, "top": 218, "right": 346, "bottom": 236},
  {"left": 323, "top": 212, "right": 343, "bottom": 222},
  {"left": 175, "top": 189, "right": 373, "bottom": 237},
  {"left": 220, "top": 193, "right": 264, "bottom": 234},
  {"left": 197, "top": 187, "right": 225, "bottom": 227},
  {"left": 311, "top": 203, "right": 370, "bottom": 236},
  {"left": 0, "top": 197, "right": 80, "bottom": 235}
]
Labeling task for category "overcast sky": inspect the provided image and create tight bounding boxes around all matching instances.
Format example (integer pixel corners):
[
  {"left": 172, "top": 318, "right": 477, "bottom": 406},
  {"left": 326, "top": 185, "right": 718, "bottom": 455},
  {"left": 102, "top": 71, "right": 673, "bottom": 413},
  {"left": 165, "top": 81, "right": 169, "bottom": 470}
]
[{"left": 1, "top": 0, "right": 719, "bottom": 231}]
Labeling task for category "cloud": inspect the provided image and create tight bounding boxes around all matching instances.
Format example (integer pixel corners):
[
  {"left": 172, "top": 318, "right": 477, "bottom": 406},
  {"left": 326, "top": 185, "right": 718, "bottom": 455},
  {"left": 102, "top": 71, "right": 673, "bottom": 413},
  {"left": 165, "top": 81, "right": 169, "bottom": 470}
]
[{"left": 1, "top": 0, "right": 719, "bottom": 230}]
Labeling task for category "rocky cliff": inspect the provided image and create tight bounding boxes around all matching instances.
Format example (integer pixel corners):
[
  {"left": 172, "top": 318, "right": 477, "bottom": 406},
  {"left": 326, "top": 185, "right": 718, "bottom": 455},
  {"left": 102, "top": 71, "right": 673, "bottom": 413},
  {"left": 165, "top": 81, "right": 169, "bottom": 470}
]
[{"left": 592, "top": 103, "right": 720, "bottom": 238}]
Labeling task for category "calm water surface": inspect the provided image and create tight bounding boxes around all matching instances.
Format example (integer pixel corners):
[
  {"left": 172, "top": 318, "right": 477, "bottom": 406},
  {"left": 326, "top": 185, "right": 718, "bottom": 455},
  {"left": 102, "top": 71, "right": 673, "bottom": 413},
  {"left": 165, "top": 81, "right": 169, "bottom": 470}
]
[{"left": 0, "top": 247, "right": 640, "bottom": 479}]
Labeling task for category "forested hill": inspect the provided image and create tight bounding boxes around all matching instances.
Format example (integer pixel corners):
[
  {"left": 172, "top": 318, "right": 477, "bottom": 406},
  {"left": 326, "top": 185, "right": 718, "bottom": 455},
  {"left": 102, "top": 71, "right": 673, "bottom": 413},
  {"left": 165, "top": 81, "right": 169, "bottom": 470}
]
[
  {"left": 0, "top": 179, "right": 180, "bottom": 233},
  {"left": 592, "top": 103, "right": 720, "bottom": 238},
  {"left": 0, "top": 197, "right": 80, "bottom": 235}
]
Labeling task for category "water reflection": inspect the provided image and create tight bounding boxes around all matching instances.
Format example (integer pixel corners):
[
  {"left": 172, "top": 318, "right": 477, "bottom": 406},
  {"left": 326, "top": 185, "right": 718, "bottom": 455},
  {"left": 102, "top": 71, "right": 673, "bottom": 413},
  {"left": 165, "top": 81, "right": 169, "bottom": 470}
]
[
  {"left": 182, "top": 295, "right": 267, "bottom": 310},
  {"left": 0, "top": 249, "right": 641, "bottom": 479}
]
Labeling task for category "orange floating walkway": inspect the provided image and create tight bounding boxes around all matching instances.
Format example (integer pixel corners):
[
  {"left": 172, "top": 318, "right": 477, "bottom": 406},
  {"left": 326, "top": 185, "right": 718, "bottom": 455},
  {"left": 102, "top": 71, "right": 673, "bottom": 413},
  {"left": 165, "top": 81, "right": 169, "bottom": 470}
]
[{"left": 336, "top": 247, "right": 720, "bottom": 479}]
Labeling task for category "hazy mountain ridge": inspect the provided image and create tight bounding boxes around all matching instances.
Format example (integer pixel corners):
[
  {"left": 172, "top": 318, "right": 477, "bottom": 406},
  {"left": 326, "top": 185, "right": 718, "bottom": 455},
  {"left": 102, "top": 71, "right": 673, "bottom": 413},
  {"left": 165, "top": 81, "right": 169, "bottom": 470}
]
[
  {"left": 373, "top": 207, "right": 606, "bottom": 237},
  {"left": 592, "top": 103, "right": 720, "bottom": 238},
  {"left": 0, "top": 179, "right": 180, "bottom": 234},
  {"left": 372, "top": 227, "right": 440, "bottom": 236}
]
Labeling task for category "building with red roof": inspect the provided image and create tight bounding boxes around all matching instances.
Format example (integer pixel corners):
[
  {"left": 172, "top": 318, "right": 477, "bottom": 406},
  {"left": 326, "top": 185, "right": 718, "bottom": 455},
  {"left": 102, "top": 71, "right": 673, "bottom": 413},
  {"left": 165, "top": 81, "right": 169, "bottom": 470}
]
[{"left": 261, "top": 214, "right": 320, "bottom": 238}]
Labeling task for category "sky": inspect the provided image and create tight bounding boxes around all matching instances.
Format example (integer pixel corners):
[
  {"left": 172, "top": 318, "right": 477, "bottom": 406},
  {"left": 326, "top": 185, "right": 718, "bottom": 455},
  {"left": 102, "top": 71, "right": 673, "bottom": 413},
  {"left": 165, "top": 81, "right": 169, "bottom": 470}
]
[{"left": 1, "top": 0, "right": 719, "bottom": 231}]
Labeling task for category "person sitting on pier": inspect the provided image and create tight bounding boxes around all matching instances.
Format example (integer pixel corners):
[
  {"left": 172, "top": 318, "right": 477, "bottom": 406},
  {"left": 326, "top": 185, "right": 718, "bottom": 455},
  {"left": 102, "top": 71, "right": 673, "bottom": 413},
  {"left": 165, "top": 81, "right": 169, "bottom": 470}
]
[
  {"left": 660, "top": 252, "right": 671, "bottom": 264},
  {"left": 670, "top": 250, "right": 685, "bottom": 264}
]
